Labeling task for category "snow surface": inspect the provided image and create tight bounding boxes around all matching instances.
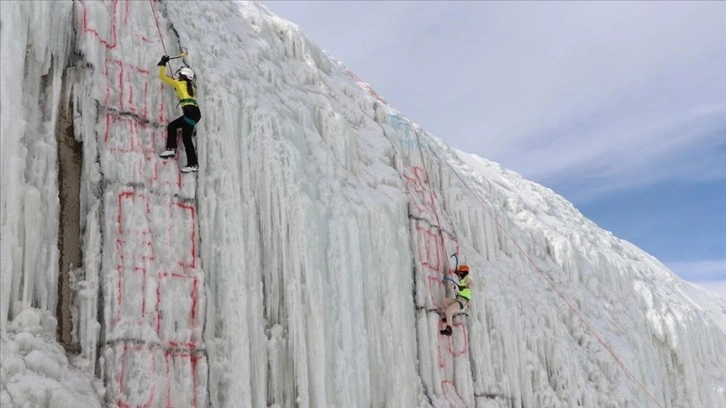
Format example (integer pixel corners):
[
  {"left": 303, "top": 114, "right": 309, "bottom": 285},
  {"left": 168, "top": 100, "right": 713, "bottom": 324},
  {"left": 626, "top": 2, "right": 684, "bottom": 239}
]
[{"left": 1, "top": 0, "right": 725, "bottom": 407}]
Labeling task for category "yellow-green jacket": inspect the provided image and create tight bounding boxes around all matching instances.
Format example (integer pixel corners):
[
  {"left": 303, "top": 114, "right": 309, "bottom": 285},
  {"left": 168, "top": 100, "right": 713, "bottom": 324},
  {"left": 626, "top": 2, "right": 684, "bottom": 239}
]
[
  {"left": 159, "top": 66, "right": 197, "bottom": 107},
  {"left": 457, "top": 275, "right": 472, "bottom": 300}
]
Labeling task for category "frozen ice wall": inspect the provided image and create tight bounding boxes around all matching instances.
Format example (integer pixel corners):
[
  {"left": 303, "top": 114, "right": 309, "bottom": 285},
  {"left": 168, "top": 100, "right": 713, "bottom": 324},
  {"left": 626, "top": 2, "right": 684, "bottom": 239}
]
[
  {"left": 1, "top": 0, "right": 725, "bottom": 407},
  {"left": 0, "top": 0, "right": 74, "bottom": 336},
  {"left": 1, "top": 1, "right": 102, "bottom": 406},
  {"left": 3, "top": 0, "right": 207, "bottom": 406}
]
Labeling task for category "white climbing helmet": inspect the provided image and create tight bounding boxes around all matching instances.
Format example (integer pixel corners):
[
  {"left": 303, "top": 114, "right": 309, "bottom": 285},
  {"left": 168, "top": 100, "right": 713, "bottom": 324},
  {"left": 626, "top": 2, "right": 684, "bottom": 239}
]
[{"left": 176, "top": 67, "right": 195, "bottom": 81}]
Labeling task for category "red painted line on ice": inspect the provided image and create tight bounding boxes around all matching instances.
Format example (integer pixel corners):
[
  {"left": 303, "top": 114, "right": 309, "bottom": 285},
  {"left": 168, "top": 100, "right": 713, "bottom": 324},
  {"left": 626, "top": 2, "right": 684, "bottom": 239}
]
[
  {"left": 164, "top": 353, "right": 171, "bottom": 408},
  {"left": 81, "top": 0, "right": 118, "bottom": 49},
  {"left": 402, "top": 164, "right": 468, "bottom": 405},
  {"left": 112, "top": 266, "right": 149, "bottom": 325},
  {"left": 163, "top": 350, "right": 204, "bottom": 408},
  {"left": 113, "top": 191, "right": 156, "bottom": 327},
  {"left": 142, "top": 81, "right": 149, "bottom": 119},
  {"left": 191, "top": 278, "right": 199, "bottom": 321},
  {"left": 152, "top": 158, "right": 182, "bottom": 190},
  {"left": 140, "top": 267, "right": 147, "bottom": 316},
  {"left": 104, "top": 114, "right": 156, "bottom": 156},
  {"left": 127, "top": 83, "right": 134, "bottom": 113},
  {"left": 155, "top": 278, "right": 162, "bottom": 335},
  {"left": 117, "top": 190, "right": 151, "bottom": 235},
  {"left": 403, "top": 168, "right": 439, "bottom": 219},
  {"left": 118, "top": 62, "right": 125, "bottom": 111},
  {"left": 344, "top": 69, "right": 388, "bottom": 105},
  {"left": 114, "top": 266, "right": 122, "bottom": 324},
  {"left": 156, "top": 272, "right": 200, "bottom": 345},
  {"left": 117, "top": 343, "right": 157, "bottom": 408},
  {"left": 417, "top": 225, "right": 442, "bottom": 273},
  {"left": 191, "top": 354, "right": 202, "bottom": 408},
  {"left": 426, "top": 276, "right": 445, "bottom": 310},
  {"left": 104, "top": 59, "right": 153, "bottom": 122},
  {"left": 83, "top": 1, "right": 204, "bottom": 405},
  {"left": 158, "top": 87, "right": 167, "bottom": 124},
  {"left": 441, "top": 380, "right": 466, "bottom": 407},
  {"left": 123, "top": 0, "right": 130, "bottom": 27},
  {"left": 169, "top": 202, "right": 197, "bottom": 269},
  {"left": 180, "top": 202, "right": 197, "bottom": 269},
  {"left": 168, "top": 341, "right": 197, "bottom": 349}
]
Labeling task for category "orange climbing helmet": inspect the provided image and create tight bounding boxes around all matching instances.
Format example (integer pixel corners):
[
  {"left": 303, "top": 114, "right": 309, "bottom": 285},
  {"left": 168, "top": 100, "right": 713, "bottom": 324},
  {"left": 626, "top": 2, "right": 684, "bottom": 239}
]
[{"left": 456, "top": 265, "right": 470, "bottom": 274}]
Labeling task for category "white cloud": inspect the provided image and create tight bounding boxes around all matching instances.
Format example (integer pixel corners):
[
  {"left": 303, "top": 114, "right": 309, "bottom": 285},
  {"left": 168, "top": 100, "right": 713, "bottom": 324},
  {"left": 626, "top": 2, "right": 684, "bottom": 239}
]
[
  {"left": 690, "top": 280, "right": 726, "bottom": 301},
  {"left": 264, "top": 1, "right": 726, "bottom": 200},
  {"left": 667, "top": 260, "right": 726, "bottom": 283},
  {"left": 669, "top": 261, "right": 726, "bottom": 303},
  {"left": 518, "top": 104, "right": 726, "bottom": 202}
]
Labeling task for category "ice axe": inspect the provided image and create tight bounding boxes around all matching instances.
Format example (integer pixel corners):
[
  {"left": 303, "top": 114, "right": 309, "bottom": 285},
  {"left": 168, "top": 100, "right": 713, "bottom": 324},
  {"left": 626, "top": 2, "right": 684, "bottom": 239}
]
[
  {"left": 450, "top": 253, "right": 459, "bottom": 272},
  {"left": 169, "top": 51, "right": 187, "bottom": 60},
  {"left": 443, "top": 253, "right": 460, "bottom": 288},
  {"left": 443, "top": 276, "right": 459, "bottom": 286}
]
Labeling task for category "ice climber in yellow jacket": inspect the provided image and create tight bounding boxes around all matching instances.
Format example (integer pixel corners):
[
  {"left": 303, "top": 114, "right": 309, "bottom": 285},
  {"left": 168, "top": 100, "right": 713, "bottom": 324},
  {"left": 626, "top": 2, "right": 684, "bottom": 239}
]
[
  {"left": 157, "top": 55, "right": 202, "bottom": 173},
  {"left": 439, "top": 264, "right": 473, "bottom": 336}
]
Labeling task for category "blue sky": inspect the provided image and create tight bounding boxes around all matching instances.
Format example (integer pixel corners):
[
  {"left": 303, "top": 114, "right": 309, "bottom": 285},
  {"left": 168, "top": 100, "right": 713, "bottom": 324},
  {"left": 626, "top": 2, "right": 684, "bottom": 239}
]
[{"left": 263, "top": 1, "right": 726, "bottom": 297}]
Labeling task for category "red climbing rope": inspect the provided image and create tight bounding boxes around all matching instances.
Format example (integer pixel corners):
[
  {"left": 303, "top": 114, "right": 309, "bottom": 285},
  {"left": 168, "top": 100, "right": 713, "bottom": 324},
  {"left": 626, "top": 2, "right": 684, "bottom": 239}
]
[
  {"left": 148, "top": 0, "right": 167, "bottom": 54},
  {"left": 418, "top": 136, "right": 664, "bottom": 408}
]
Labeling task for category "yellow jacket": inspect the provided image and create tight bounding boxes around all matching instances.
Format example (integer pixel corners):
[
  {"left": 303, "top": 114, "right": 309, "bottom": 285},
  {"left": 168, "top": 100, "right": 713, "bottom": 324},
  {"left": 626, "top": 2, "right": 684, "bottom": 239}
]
[{"left": 159, "top": 66, "right": 197, "bottom": 107}]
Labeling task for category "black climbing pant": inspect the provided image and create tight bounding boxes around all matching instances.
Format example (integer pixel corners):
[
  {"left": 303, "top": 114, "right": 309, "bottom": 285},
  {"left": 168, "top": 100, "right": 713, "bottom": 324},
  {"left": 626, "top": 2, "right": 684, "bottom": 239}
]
[{"left": 166, "top": 105, "right": 201, "bottom": 166}]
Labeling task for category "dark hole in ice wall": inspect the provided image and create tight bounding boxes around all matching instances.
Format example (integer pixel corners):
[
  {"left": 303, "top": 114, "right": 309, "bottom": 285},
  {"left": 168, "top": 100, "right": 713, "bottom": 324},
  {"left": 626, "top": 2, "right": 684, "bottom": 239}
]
[{"left": 56, "top": 78, "right": 83, "bottom": 352}]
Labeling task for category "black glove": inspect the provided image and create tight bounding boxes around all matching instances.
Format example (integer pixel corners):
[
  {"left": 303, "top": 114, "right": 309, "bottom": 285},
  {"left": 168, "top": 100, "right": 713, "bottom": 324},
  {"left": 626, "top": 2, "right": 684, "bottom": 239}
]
[
  {"left": 458, "top": 285, "right": 466, "bottom": 291},
  {"left": 157, "top": 55, "right": 170, "bottom": 66}
]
